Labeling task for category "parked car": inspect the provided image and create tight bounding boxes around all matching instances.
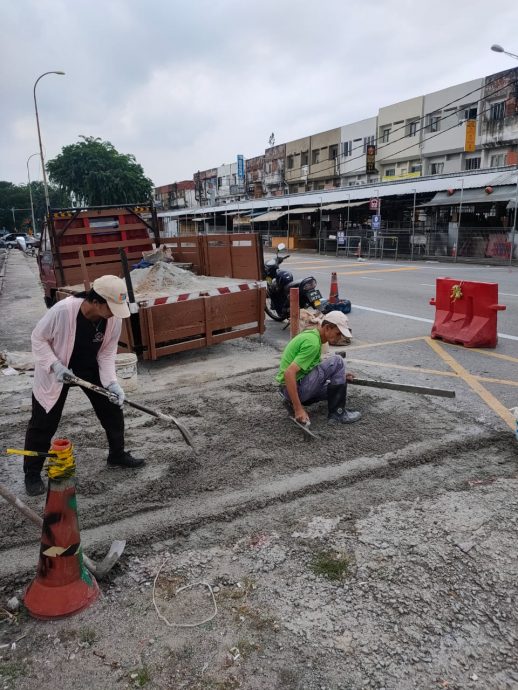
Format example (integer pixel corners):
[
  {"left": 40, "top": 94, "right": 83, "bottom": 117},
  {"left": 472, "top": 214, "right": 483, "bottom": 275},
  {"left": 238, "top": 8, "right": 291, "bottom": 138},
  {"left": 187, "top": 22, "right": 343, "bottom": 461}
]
[{"left": 2, "top": 233, "right": 40, "bottom": 249}]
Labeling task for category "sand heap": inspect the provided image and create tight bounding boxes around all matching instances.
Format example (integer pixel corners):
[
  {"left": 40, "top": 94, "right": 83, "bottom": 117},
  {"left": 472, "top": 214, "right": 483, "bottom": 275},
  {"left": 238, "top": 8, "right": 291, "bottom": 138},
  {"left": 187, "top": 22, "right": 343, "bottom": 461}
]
[{"left": 130, "top": 261, "right": 251, "bottom": 298}]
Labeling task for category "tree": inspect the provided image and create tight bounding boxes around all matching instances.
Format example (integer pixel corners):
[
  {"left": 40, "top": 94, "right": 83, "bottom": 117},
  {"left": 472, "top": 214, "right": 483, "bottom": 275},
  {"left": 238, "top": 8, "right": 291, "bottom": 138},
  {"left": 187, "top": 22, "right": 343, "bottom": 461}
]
[
  {"left": 46, "top": 136, "right": 153, "bottom": 206},
  {"left": 0, "top": 181, "right": 68, "bottom": 233}
]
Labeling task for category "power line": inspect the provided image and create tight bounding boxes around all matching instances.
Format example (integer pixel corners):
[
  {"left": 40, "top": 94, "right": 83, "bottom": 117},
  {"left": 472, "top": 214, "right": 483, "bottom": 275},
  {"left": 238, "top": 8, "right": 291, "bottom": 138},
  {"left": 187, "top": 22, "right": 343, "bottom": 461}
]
[{"left": 284, "top": 78, "right": 515, "bottom": 179}]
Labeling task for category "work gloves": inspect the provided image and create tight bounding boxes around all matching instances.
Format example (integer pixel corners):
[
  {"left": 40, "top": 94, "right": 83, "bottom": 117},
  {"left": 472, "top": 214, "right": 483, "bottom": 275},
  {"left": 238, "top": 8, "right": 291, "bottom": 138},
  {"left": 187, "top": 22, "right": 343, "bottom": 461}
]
[
  {"left": 107, "top": 381, "right": 125, "bottom": 407},
  {"left": 51, "top": 361, "right": 73, "bottom": 383}
]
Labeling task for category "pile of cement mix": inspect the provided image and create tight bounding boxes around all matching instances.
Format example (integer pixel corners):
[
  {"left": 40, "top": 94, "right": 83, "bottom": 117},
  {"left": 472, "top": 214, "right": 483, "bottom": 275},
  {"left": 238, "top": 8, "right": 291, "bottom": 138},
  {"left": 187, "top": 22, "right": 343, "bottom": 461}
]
[{"left": 130, "top": 261, "right": 250, "bottom": 298}]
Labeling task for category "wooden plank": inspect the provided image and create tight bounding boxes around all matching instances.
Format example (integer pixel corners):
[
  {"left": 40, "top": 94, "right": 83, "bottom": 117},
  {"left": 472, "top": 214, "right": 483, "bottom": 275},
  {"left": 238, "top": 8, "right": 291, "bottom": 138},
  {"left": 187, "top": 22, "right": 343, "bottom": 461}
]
[
  {"left": 78, "top": 248, "right": 91, "bottom": 290},
  {"left": 56, "top": 223, "right": 152, "bottom": 238},
  {"left": 60, "top": 250, "right": 143, "bottom": 267},
  {"left": 58, "top": 236, "right": 154, "bottom": 251}
]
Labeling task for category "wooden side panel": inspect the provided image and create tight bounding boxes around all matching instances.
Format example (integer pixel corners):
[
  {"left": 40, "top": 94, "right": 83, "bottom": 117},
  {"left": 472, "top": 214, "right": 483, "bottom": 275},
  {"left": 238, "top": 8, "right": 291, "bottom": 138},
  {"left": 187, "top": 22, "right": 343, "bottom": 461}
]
[{"left": 140, "top": 287, "right": 265, "bottom": 360}]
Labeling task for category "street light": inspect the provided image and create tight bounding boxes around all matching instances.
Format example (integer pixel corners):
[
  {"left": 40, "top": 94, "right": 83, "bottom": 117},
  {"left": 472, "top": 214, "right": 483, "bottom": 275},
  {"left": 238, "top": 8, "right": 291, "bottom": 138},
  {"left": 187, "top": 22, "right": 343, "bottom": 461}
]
[
  {"left": 33, "top": 71, "right": 65, "bottom": 217},
  {"left": 318, "top": 196, "right": 323, "bottom": 255},
  {"left": 26, "top": 152, "right": 39, "bottom": 236},
  {"left": 491, "top": 44, "right": 518, "bottom": 60}
]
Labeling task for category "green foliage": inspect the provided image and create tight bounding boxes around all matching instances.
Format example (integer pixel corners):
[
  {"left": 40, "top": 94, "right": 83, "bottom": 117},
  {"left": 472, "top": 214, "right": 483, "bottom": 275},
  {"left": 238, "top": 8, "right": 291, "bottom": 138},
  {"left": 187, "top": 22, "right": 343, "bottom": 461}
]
[
  {"left": 0, "top": 180, "right": 67, "bottom": 232},
  {"left": 310, "top": 550, "right": 351, "bottom": 581},
  {"left": 47, "top": 136, "right": 153, "bottom": 206}
]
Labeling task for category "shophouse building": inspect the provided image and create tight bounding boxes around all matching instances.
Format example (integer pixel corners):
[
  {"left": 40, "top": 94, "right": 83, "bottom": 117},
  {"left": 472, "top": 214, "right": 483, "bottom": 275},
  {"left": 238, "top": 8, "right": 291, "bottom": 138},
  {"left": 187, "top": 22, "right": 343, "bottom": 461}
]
[
  {"left": 340, "top": 116, "right": 378, "bottom": 187},
  {"left": 421, "top": 78, "right": 483, "bottom": 176},
  {"left": 377, "top": 96, "right": 424, "bottom": 181}
]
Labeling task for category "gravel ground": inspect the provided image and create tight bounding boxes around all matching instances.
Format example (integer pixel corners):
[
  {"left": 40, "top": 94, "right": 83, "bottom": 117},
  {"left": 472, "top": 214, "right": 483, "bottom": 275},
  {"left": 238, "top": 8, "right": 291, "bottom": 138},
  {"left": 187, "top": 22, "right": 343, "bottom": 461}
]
[{"left": 1, "top": 251, "right": 517, "bottom": 690}]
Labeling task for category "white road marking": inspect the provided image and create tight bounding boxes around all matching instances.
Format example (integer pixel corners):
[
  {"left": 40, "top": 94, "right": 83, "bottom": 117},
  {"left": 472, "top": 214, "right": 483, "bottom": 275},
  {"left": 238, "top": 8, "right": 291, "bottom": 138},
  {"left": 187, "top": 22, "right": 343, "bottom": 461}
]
[
  {"left": 500, "top": 292, "right": 518, "bottom": 297},
  {"left": 353, "top": 304, "right": 518, "bottom": 341},
  {"left": 420, "top": 283, "right": 435, "bottom": 287},
  {"left": 360, "top": 277, "right": 382, "bottom": 281}
]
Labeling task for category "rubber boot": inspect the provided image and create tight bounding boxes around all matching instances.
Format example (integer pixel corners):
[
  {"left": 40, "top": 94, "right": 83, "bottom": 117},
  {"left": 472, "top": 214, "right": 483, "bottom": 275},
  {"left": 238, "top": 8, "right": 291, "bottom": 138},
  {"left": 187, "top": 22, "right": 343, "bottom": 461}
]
[{"left": 327, "top": 383, "right": 361, "bottom": 424}]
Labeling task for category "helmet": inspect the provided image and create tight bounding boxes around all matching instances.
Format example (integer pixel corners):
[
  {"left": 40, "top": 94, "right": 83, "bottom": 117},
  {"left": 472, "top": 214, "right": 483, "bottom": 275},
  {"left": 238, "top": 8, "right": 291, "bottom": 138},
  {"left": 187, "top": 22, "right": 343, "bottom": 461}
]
[{"left": 277, "top": 270, "right": 293, "bottom": 289}]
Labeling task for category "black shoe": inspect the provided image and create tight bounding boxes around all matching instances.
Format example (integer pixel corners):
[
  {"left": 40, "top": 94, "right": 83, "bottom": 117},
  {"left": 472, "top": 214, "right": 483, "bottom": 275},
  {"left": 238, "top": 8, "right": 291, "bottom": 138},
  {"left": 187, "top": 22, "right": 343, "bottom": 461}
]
[
  {"left": 328, "top": 409, "right": 362, "bottom": 424},
  {"left": 107, "top": 451, "right": 145, "bottom": 468},
  {"left": 25, "top": 475, "right": 46, "bottom": 496}
]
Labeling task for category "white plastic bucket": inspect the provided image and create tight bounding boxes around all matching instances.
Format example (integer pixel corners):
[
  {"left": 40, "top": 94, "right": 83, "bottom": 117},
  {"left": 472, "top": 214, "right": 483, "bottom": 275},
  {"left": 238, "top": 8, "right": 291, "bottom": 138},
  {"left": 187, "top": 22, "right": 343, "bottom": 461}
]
[{"left": 115, "top": 353, "right": 138, "bottom": 392}]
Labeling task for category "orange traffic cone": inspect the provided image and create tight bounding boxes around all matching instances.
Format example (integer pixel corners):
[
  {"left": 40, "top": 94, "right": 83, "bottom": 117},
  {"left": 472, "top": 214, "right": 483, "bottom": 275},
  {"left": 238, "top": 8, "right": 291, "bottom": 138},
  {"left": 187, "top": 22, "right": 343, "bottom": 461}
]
[
  {"left": 24, "top": 438, "right": 99, "bottom": 619},
  {"left": 328, "top": 272, "right": 339, "bottom": 304}
]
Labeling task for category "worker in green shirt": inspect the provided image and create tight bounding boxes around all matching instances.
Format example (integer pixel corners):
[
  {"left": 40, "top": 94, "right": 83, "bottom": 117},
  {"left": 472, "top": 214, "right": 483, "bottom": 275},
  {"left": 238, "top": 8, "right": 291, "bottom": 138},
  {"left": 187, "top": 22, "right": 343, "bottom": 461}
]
[{"left": 276, "top": 310, "right": 361, "bottom": 426}]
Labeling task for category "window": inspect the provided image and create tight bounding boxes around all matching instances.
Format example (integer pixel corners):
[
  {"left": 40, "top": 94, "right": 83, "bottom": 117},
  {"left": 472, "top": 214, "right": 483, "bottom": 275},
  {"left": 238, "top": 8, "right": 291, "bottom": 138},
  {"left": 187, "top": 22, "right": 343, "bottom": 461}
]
[
  {"left": 312, "top": 149, "right": 320, "bottom": 164},
  {"left": 343, "top": 140, "right": 352, "bottom": 156},
  {"left": 385, "top": 168, "right": 395, "bottom": 177},
  {"left": 408, "top": 121, "right": 418, "bottom": 137},
  {"left": 489, "top": 101, "right": 505, "bottom": 121},
  {"left": 287, "top": 155, "right": 294, "bottom": 170},
  {"left": 301, "top": 151, "right": 308, "bottom": 166},
  {"left": 329, "top": 144, "right": 338, "bottom": 160},
  {"left": 363, "top": 135, "right": 375, "bottom": 153},
  {"left": 429, "top": 114, "right": 440, "bottom": 132},
  {"left": 465, "top": 157, "right": 481, "bottom": 170},
  {"left": 430, "top": 162, "right": 444, "bottom": 175},
  {"left": 464, "top": 105, "right": 478, "bottom": 120},
  {"left": 218, "top": 177, "right": 223, "bottom": 188},
  {"left": 410, "top": 163, "right": 422, "bottom": 173},
  {"left": 382, "top": 128, "right": 390, "bottom": 143},
  {"left": 490, "top": 153, "right": 505, "bottom": 167}
]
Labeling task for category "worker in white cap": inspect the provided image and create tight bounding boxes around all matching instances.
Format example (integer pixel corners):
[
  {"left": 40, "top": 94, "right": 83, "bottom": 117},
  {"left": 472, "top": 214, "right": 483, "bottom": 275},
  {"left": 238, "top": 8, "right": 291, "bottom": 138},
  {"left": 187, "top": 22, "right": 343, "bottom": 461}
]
[
  {"left": 276, "top": 310, "right": 361, "bottom": 426},
  {"left": 23, "top": 275, "right": 144, "bottom": 496}
]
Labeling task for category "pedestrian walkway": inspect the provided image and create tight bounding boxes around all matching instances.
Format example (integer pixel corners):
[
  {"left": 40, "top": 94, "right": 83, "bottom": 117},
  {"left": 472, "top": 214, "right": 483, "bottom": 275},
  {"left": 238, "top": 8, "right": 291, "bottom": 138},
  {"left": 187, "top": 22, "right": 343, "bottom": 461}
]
[{"left": 0, "top": 251, "right": 46, "bottom": 351}]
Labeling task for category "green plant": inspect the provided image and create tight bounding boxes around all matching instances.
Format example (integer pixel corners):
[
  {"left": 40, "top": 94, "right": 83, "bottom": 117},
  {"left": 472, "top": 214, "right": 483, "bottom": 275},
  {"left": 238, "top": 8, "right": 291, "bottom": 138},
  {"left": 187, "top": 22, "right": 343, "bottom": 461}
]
[
  {"left": 132, "top": 666, "right": 150, "bottom": 687},
  {"left": 310, "top": 551, "right": 351, "bottom": 581},
  {"left": 79, "top": 627, "right": 97, "bottom": 645}
]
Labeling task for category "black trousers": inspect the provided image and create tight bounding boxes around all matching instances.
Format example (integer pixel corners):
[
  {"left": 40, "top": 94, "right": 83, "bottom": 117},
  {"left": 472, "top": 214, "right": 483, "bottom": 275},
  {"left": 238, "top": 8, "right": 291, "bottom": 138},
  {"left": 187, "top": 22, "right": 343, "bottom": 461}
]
[{"left": 24, "top": 378, "right": 125, "bottom": 477}]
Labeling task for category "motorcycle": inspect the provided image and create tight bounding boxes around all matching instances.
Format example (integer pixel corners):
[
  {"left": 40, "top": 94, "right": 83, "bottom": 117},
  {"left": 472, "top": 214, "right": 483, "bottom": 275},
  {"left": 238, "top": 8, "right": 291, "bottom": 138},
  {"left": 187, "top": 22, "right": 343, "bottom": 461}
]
[{"left": 263, "top": 243, "right": 323, "bottom": 321}]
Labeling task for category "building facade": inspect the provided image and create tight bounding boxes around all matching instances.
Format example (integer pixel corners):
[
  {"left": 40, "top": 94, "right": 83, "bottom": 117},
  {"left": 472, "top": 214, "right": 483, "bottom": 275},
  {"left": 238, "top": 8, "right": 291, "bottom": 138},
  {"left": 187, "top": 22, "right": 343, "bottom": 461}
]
[{"left": 340, "top": 116, "right": 378, "bottom": 187}]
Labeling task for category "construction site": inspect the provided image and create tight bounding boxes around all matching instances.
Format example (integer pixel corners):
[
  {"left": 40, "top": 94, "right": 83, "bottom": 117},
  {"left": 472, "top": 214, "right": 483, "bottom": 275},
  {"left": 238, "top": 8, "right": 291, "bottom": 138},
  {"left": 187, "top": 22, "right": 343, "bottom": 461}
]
[{"left": 0, "top": 212, "right": 517, "bottom": 690}]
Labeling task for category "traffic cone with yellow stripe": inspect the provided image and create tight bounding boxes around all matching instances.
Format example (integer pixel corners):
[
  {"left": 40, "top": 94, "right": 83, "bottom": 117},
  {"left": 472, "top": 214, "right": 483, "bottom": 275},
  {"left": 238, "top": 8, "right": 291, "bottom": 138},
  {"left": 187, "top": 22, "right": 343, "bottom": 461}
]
[{"left": 24, "top": 438, "right": 99, "bottom": 619}]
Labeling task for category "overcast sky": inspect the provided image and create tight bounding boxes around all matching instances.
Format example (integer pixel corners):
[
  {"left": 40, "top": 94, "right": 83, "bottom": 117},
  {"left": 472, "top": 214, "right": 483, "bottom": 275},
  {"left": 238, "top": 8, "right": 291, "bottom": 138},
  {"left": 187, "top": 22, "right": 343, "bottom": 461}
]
[{"left": 2, "top": 0, "right": 518, "bottom": 187}]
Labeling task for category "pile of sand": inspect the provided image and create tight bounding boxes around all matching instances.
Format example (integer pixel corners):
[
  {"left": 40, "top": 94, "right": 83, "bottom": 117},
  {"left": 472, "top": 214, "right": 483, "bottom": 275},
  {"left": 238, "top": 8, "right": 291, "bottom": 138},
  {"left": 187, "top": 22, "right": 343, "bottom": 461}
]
[{"left": 130, "top": 261, "right": 252, "bottom": 297}]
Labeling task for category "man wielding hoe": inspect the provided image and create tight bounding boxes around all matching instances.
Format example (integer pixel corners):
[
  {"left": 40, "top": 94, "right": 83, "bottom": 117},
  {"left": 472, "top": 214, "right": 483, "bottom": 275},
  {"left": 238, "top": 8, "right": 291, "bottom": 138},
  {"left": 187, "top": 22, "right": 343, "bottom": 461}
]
[
  {"left": 23, "top": 275, "right": 145, "bottom": 496},
  {"left": 276, "top": 310, "right": 362, "bottom": 426}
]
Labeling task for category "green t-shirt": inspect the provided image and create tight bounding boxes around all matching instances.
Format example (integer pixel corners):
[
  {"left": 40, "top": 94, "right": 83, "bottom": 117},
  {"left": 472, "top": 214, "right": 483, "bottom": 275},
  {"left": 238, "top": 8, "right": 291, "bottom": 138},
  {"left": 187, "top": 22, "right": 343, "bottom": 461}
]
[{"left": 275, "top": 328, "right": 322, "bottom": 385}]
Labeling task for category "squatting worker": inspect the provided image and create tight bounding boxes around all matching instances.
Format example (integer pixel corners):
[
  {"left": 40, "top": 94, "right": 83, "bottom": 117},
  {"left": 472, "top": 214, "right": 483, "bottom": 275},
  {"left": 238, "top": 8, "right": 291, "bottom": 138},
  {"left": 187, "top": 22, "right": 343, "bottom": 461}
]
[
  {"left": 276, "top": 310, "right": 361, "bottom": 426},
  {"left": 23, "top": 275, "right": 145, "bottom": 496}
]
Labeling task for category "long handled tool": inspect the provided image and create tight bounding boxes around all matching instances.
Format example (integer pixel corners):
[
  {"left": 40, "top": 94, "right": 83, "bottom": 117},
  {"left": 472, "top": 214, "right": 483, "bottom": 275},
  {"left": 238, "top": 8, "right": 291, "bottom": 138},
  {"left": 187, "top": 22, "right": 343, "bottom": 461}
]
[
  {"left": 0, "top": 481, "right": 125, "bottom": 579},
  {"left": 64, "top": 373, "right": 196, "bottom": 451},
  {"left": 349, "top": 378, "right": 456, "bottom": 398}
]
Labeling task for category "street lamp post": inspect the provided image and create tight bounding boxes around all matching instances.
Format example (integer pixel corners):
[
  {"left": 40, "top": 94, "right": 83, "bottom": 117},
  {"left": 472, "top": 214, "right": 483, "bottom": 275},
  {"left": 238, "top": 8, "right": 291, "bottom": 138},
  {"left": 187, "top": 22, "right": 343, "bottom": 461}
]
[
  {"left": 346, "top": 192, "right": 351, "bottom": 237},
  {"left": 411, "top": 188, "right": 417, "bottom": 261},
  {"left": 491, "top": 46, "right": 518, "bottom": 265},
  {"left": 33, "top": 71, "right": 65, "bottom": 217},
  {"left": 26, "top": 152, "right": 39, "bottom": 236},
  {"left": 491, "top": 44, "right": 518, "bottom": 60},
  {"left": 455, "top": 178, "right": 464, "bottom": 264},
  {"left": 319, "top": 196, "right": 323, "bottom": 254}
]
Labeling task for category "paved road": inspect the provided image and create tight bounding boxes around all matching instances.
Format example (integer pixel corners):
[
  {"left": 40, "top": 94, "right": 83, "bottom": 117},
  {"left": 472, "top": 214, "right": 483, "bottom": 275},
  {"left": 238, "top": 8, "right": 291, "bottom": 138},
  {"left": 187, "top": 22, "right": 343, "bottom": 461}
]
[{"left": 263, "top": 252, "right": 518, "bottom": 429}]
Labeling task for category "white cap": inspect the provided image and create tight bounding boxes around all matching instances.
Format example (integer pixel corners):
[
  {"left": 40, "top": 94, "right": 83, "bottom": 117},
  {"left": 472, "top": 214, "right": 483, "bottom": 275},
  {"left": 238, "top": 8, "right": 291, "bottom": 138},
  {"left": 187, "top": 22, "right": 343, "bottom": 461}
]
[
  {"left": 322, "top": 310, "right": 352, "bottom": 338},
  {"left": 92, "top": 275, "right": 130, "bottom": 318}
]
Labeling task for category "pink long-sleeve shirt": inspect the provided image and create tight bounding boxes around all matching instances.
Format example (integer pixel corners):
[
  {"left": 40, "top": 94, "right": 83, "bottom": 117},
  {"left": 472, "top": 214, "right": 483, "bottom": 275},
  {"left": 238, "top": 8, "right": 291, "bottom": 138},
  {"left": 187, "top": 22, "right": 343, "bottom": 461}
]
[{"left": 32, "top": 296, "right": 122, "bottom": 412}]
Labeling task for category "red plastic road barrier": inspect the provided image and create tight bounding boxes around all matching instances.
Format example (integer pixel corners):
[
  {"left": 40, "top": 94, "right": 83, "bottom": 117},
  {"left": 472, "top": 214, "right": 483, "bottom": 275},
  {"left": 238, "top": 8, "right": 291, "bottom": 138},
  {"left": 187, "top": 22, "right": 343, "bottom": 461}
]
[
  {"left": 24, "top": 438, "right": 99, "bottom": 619},
  {"left": 328, "top": 271, "right": 339, "bottom": 304},
  {"left": 429, "top": 278, "right": 506, "bottom": 348}
]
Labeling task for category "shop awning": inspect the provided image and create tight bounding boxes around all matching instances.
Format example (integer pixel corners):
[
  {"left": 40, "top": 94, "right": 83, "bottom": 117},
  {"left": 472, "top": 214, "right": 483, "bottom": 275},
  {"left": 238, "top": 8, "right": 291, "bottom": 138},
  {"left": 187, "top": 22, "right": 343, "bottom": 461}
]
[
  {"left": 251, "top": 210, "right": 287, "bottom": 222},
  {"left": 322, "top": 201, "right": 370, "bottom": 210},
  {"left": 418, "top": 185, "right": 517, "bottom": 207}
]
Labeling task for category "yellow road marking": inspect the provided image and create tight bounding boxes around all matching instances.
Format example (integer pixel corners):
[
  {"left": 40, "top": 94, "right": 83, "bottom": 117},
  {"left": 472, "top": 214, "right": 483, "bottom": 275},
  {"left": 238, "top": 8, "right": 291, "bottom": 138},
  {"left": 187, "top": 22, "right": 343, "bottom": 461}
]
[
  {"left": 477, "top": 375, "right": 518, "bottom": 387},
  {"left": 349, "top": 358, "right": 458, "bottom": 378},
  {"left": 445, "top": 342, "right": 518, "bottom": 365},
  {"left": 336, "top": 267, "right": 419, "bottom": 276},
  {"left": 425, "top": 337, "right": 514, "bottom": 429},
  {"left": 346, "top": 336, "right": 427, "bottom": 351}
]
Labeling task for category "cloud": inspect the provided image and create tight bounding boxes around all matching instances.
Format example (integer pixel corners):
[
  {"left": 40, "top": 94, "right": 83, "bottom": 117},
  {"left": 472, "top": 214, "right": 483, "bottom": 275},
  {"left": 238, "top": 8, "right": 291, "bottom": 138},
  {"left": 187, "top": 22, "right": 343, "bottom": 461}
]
[{"left": 2, "top": 0, "right": 518, "bottom": 186}]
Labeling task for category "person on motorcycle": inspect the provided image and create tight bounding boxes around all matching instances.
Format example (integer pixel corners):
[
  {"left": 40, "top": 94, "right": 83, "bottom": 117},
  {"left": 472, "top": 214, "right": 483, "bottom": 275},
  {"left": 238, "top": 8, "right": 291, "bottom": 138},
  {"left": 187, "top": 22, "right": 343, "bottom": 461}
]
[{"left": 276, "top": 310, "right": 361, "bottom": 426}]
